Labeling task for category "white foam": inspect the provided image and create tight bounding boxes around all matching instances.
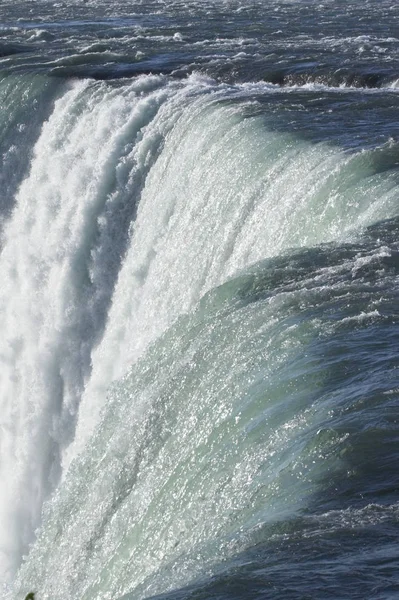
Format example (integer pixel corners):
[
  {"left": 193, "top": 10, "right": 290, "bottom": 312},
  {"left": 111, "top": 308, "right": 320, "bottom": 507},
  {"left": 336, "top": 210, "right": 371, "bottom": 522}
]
[{"left": 0, "top": 75, "right": 175, "bottom": 580}]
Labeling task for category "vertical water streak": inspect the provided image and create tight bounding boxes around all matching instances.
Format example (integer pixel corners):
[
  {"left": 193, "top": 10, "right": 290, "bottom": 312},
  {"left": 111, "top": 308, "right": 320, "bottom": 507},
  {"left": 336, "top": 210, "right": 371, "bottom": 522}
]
[{"left": 0, "top": 75, "right": 173, "bottom": 579}]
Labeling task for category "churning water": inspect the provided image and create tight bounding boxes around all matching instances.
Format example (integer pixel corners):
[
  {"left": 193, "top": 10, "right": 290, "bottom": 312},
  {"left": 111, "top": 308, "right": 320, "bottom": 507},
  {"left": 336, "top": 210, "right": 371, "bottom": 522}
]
[{"left": 1, "top": 1, "right": 399, "bottom": 599}]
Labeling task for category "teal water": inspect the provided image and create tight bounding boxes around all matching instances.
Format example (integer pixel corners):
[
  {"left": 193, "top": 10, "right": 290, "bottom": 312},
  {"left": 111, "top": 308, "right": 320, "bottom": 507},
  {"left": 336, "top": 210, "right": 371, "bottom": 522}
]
[{"left": 0, "top": 1, "right": 399, "bottom": 599}]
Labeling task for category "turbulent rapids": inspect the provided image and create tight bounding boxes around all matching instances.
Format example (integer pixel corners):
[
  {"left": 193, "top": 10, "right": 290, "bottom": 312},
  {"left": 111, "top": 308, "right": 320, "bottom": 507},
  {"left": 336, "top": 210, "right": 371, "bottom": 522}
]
[{"left": 1, "top": 1, "right": 399, "bottom": 599}]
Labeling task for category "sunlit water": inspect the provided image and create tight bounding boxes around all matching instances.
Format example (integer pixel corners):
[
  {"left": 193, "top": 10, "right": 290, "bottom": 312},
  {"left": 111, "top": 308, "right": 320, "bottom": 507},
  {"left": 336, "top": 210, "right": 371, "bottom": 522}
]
[{"left": 1, "top": 1, "right": 399, "bottom": 599}]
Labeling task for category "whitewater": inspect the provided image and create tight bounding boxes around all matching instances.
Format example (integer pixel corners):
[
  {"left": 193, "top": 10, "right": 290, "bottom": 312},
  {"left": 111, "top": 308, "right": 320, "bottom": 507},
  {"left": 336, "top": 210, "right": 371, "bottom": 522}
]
[{"left": 1, "top": 1, "right": 399, "bottom": 599}]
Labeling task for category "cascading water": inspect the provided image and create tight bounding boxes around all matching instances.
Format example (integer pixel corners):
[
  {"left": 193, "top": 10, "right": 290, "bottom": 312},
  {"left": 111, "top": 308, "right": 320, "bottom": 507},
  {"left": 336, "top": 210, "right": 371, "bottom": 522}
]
[
  {"left": 0, "top": 74, "right": 176, "bottom": 577},
  {"left": 1, "top": 1, "right": 399, "bottom": 599}
]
